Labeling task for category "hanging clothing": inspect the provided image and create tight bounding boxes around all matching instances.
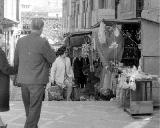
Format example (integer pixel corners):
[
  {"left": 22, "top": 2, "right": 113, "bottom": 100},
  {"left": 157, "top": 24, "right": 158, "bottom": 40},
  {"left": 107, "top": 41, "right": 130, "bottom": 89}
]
[{"left": 73, "top": 57, "right": 85, "bottom": 87}]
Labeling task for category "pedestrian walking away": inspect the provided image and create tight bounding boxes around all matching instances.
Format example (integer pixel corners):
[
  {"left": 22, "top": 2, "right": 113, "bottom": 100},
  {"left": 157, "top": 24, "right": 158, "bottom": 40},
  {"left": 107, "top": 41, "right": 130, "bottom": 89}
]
[{"left": 14, "top": 18, "right": 56, "bottom": 128}]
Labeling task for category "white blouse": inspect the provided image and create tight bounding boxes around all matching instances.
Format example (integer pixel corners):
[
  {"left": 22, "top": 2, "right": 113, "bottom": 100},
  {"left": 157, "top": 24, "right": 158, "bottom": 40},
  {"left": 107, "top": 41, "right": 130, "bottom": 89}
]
[{"left": 50, "top": 56, "right": 74, "bottom": 85}]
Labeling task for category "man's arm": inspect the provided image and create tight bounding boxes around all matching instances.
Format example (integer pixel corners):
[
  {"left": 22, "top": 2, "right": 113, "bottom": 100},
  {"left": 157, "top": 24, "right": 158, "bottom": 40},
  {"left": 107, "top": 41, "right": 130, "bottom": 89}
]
[
  {"left": 14, "top": 40, "right": 19, "bottom": 73},
  {"left": 66, "top": 57, "right": 74, "bottom": 79},
  {"left": 42, "top": 39, "right": 56, "bottom": 64},
  {"left": 0, "top": 51, "right": 17, "bottom": 75},
  {"left": 50, "top": 60, "right": 57, "bottom": 83}
]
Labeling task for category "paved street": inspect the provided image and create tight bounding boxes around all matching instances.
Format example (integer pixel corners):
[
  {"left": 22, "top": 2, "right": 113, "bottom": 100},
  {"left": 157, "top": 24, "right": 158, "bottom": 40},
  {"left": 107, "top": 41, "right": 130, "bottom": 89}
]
[{"left": 0, "top": 101, "right": 159, "bottom": 128}]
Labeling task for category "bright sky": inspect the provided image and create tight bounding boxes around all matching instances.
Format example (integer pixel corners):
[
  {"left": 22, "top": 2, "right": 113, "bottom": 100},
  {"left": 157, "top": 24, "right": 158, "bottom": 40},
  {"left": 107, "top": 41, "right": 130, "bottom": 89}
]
[
  {"left": 20, "top": 0, "right": 62, "bottom": 16},
  {"left": 21, "top": 0, "right": 62, "bottom": 9}
]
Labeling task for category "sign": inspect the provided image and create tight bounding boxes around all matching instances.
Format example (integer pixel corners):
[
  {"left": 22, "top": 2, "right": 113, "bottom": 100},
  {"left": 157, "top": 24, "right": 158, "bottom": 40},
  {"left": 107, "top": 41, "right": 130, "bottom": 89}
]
[{"left": 0, "top": 0, "right": 4, "bottom": 18}]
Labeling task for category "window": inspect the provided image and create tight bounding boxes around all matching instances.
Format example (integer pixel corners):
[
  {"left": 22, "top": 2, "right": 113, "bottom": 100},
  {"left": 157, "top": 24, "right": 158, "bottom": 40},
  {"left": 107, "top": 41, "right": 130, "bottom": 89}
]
[
  {"left": 137, "top": 0, "right": 144, "bottom": 10},
  {"left": 83, "top": 1, "right": 86, "bottom": 12},
  {"left": 121, "top": 0, "right": 132, "bottom": 12},
  {"left": 136, "top": 0, "right": 144, "bottom": 17},
  {"left": 99, "top": 0, "right": 106, "bottom": 9},
  {"left": 90, "top": 0, "right": 94, "bottom": 10},
  {"left": 77, "top": 4, "right": 80, "bottom": 14}
]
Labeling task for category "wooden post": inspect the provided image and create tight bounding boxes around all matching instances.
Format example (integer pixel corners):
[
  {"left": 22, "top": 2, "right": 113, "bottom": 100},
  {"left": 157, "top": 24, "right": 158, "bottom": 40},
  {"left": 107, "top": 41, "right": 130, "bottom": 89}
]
[{"left": 0, "top": 116, "right": 7, "bottom": 128}]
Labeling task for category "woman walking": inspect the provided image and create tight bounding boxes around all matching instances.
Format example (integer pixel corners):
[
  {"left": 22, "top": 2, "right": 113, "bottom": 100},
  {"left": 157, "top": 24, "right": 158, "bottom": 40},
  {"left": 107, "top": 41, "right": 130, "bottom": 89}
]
[{"left": 50, "top": 46, "right": 74, "bottom": 101}]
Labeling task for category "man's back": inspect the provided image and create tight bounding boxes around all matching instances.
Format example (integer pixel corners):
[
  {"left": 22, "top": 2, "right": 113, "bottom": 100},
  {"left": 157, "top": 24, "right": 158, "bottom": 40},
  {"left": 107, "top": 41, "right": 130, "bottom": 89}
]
[{"left": 14, "top": 33, "right": 56, "bottom": 84}]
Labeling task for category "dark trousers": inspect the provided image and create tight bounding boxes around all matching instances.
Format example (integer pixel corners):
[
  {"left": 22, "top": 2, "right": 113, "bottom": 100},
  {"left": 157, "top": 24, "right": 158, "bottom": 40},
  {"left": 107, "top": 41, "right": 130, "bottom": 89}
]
[{"left": 21, "top": 84, "right": 45, "bottom": 128}]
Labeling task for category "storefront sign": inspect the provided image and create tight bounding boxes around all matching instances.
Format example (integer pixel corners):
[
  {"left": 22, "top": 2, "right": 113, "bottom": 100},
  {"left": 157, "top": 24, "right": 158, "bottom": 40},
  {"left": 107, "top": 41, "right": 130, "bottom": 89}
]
[{"left": 0, "top": 0, "right": 4, "bottom": 18}]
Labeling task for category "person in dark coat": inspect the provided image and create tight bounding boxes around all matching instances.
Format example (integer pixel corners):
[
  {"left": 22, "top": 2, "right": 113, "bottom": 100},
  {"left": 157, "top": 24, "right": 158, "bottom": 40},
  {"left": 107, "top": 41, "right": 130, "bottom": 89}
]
[
  {"left": 73, "top": 55, "right": 84, "bottom": 88},
  {"left": 14, "top": 18, "right": 56, "bottom": 128},
  {"left": 0, "top": 33, "right": 17, "bottom": 112}
]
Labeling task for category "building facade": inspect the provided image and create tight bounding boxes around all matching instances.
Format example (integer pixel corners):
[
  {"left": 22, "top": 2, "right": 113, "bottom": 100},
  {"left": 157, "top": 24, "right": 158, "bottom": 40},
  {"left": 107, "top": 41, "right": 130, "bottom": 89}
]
[
  {"left": 117, "top": 0, "right": 160, "bottom": 23},
  {"left": 0, "top": 0, "right": 4, "bottom": 19},
  {"left": 0, "top": 0, "right": 20, "bottom": 57},
  {"left": 62, "top": 0, "right": 115, "bottom": 33},
  {"left": 4, "top": 0, "right": 20, "bottom": 22},
  {"left": 62, "top": 0, "right": 160, "bottom": 33},
  {"left": 20, "top": 0, "right": 63, "bottom": 44}
]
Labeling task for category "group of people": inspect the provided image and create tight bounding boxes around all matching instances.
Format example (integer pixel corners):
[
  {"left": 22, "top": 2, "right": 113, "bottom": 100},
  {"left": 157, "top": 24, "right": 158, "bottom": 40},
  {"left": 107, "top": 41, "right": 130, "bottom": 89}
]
[
  {"left": 73, "top": 55, "right": 90, "bottom": 88},
  {"left": 0, "top": 18, "right": 73, "bottom": 128}
]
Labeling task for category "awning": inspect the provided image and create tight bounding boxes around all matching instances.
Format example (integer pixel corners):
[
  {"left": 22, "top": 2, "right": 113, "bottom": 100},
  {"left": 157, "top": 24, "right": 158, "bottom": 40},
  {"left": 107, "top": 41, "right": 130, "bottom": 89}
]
[
  {"left": 0, "top": 18, "right": 18, "bottom": 27},
  {"left": 65, "top": 31, "right": 92, "bottom": 37},
  {"left": 65, "top": 35, "right": 86, "bottom": 47},
  {"left": 91, "top": 19, "right": 140, "bottom": 28},
  {"left": 64, "top": 31, "right": 92, "bottom": 47}
]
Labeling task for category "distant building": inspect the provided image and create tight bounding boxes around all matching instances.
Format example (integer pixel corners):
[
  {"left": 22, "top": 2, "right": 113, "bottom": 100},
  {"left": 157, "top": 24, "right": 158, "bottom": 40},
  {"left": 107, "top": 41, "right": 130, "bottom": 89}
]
[
  {"left": 20, "top": 0, "right": 62, "bottom": 18},
  {"left": 20, "top": 0, "right": 63, "bottom": 41}
]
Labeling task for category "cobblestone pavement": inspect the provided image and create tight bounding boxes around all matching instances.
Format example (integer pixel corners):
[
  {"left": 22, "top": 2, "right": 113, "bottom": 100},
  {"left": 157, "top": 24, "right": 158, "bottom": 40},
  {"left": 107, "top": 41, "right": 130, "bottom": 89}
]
[
  {"left": 10, "top": 83, "right": 22, "bottom": 101},
  {"left": 0, "top": 101, "right": 159, "bottom": 128}
]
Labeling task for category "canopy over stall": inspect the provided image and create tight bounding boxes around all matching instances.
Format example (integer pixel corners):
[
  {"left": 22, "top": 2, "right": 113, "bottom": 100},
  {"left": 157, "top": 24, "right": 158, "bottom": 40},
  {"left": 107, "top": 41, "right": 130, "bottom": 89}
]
[
  {"left": 64, "top": 31, "right": 92, "bottom": 48},
  {"left": 91, "top": 19, "right": 140, "bottom": 28},
  {"left": 0, "top": 18, "right": 18, "bottom": 28}
]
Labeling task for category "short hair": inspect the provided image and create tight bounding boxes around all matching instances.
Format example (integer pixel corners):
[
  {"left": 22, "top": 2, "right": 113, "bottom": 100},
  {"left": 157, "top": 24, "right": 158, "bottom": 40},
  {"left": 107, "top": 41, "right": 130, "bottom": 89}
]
[
  {"left": 57, "top": 46, "right": 66, "bottom": 56},
  {"left": 31, "top": 18, "right": 44, "bottom": 30}
]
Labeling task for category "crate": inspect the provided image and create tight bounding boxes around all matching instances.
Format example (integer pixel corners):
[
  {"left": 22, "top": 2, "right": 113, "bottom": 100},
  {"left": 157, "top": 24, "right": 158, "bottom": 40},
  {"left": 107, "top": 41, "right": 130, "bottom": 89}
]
[
  {"left": 151, "top": 80, "right": 160, "bottom": 107},
  {"left": 123, "top": 79, "right": 153, "bottom": 115},
  {"left": 0, "top": 116, "right": 7, "bottom": 128}
]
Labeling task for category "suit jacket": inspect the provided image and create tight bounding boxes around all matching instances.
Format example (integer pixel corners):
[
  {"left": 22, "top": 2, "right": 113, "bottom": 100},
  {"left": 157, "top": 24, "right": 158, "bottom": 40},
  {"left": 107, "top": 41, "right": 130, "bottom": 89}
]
[
  {"left": 0, "top": 48, "right": 16, "bottom": 111},
  {"left": 73, "top": 57, "right": 83, "bottom": 78},
  {"left": 14, "top": 33, "right": 56, "bottom": 84}
]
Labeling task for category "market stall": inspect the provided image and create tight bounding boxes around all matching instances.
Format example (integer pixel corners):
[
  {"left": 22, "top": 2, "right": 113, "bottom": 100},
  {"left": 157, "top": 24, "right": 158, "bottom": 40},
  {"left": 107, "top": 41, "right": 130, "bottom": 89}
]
[
  {"left": 0, "top": 18, "right": 18, "bottom": 55},
  {"left": 91, "top": 18, "right": 160, "bottom": 114},
  {"left": 64, "top": 31, "right": 100, "bottom": 100}
]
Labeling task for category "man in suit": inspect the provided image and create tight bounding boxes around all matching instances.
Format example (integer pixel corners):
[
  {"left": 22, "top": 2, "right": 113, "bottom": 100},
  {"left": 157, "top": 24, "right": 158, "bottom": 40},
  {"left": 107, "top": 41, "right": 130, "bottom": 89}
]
[{"left": 14, "top": 18, "right": 56, "bottom": 128}]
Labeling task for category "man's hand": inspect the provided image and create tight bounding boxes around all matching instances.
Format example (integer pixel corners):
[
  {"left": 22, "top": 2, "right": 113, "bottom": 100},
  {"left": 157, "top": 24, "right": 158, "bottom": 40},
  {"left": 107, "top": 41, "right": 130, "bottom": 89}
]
[{"left": 10, "top": 75, "right": 16, "bottom": 81}]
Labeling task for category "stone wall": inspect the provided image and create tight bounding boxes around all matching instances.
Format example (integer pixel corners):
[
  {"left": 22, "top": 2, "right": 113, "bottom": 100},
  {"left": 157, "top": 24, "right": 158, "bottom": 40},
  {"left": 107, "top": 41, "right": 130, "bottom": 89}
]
[
  {"left": 142, "top": 0, "right": 160, "bottom": 23},
  {"left": 62, "top": 0, "right": 116, "bottom": 32}
]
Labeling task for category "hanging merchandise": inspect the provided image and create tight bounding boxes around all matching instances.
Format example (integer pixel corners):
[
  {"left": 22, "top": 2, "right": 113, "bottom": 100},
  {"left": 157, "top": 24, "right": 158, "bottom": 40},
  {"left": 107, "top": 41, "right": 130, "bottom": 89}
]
[
  {"left": 114, "top": 27, "right": 120, "bottom": 37},
  {"left": 118, "top": 66, "right": 153, "bottom": 90},
  {"left": 98, "top": 22, "right": 106, "bottom": 44},
  {"left": 96, "top": 24, "right": 124, "bottom": 66},
  {"left": 82, "top": 43, "right": 90, "bottom": 56},
  {"left": 109, "top": 41, "right": 118, "bottom": 49}
]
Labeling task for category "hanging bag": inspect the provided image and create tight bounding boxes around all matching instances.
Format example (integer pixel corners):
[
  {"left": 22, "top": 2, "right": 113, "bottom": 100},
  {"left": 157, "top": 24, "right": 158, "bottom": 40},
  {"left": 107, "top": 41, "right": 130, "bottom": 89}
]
[
  {"left": 64, "top": 58, "right": 73, "bottom": 87},
  {"left": 48, "top": 82, "right": 64, "bottom": 101}
]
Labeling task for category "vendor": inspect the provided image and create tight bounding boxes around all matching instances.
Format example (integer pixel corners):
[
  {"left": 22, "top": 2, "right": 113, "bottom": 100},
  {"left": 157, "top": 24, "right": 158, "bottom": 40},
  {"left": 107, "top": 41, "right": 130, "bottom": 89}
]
[{"left": 73, "top": 54, "right": 85, "bottom": 88}]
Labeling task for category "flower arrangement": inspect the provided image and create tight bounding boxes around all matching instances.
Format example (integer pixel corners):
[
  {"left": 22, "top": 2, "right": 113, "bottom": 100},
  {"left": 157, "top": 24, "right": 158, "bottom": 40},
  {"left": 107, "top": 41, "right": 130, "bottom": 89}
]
[
  {"left": 82, "top": 43, "right": 90, "bottom": 56},
  {"left": 118, "top": 66, "right": 153, "bottom": 90}
]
